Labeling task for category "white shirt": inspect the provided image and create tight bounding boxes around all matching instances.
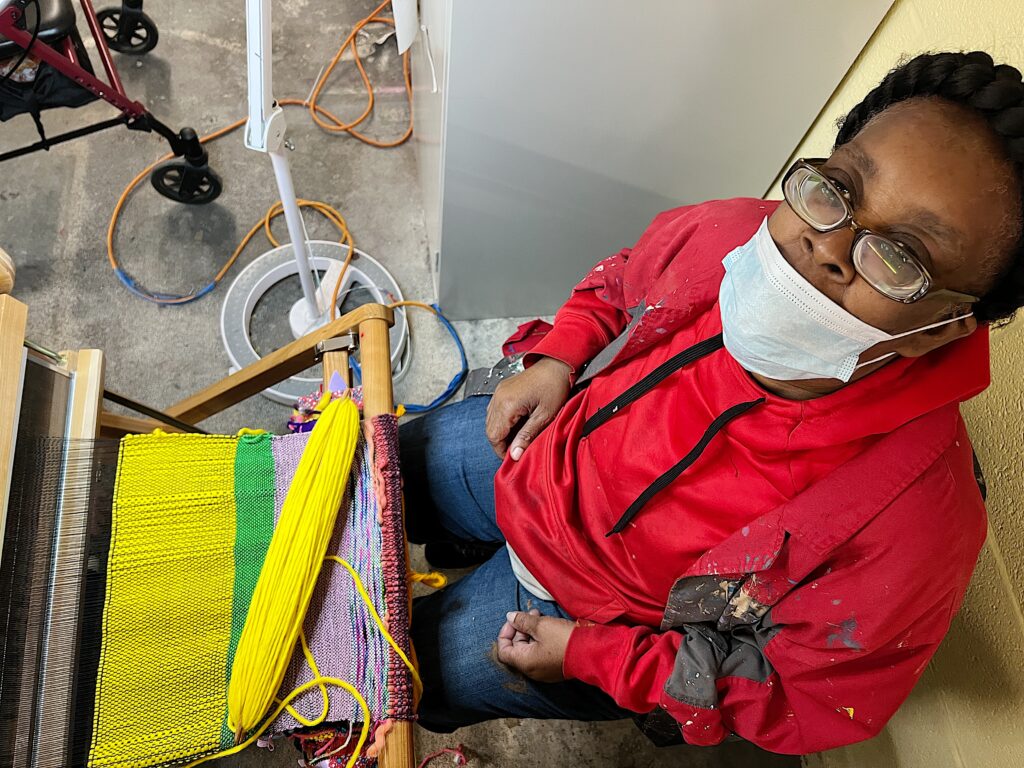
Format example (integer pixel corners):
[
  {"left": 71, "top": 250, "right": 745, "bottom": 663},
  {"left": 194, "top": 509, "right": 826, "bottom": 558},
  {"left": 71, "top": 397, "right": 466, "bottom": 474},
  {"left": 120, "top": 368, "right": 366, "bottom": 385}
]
[{"left": 505, "top": 543, "right": 555, "bottom": 602}]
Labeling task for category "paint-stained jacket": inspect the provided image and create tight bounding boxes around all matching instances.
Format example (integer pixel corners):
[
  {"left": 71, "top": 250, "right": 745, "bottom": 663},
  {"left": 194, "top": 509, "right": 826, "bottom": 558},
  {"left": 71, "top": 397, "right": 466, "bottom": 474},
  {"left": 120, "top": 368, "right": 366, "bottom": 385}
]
[{"left": 494, "top": 198, "right": 989, "bottom": 755}]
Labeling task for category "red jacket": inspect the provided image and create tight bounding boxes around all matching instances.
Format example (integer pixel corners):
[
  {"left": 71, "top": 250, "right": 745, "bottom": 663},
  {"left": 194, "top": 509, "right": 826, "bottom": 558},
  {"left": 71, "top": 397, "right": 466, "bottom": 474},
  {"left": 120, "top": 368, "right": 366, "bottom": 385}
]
[{"left": 494, "top": 198, "right": 988, "bottom": 755}]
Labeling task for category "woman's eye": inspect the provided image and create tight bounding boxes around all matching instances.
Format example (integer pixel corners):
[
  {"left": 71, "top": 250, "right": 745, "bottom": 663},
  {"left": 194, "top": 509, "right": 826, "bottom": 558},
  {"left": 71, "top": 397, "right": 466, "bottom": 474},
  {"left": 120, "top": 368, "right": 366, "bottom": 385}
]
[
  {"left": 816, "top": 180, "right": 843, "bottom": 206},
  {"left": 893, "top": 237, "right": 925, "bottom": 263},
  {"left": 818, "top": 163, "right": 853, "bottom": 193},
  {"left": 826, "top": 175, "right": 854, "bottom": 203}
]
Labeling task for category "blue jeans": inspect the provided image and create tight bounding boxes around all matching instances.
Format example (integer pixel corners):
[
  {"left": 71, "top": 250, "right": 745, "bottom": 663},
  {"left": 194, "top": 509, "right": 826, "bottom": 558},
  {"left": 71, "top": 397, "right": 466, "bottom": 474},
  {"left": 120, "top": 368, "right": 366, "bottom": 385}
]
[{"left": 400, "top": 396, "right": 630, "bottom": 732}]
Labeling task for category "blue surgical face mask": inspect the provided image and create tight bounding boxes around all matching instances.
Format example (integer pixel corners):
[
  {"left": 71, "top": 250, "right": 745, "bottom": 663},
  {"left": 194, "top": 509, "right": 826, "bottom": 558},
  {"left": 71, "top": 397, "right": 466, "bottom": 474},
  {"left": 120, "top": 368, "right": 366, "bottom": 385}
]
[{"left": 719, "top": 217, "right": 971, "bottom": 383}]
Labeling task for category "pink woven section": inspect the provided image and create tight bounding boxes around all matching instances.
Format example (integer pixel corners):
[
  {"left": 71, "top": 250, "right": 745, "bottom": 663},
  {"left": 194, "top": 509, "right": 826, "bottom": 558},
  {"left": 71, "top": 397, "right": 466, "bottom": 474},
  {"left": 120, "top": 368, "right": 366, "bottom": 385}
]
[{"left": 370, "top": 414, "right": 415, "bottom": 721}]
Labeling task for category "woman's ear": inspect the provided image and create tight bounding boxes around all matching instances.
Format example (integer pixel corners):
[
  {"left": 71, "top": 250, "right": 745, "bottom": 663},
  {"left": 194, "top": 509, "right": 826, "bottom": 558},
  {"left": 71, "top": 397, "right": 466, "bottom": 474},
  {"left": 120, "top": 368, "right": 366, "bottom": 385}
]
[{"left": 895, "top": 310, "right": 978, "bottom": 358}]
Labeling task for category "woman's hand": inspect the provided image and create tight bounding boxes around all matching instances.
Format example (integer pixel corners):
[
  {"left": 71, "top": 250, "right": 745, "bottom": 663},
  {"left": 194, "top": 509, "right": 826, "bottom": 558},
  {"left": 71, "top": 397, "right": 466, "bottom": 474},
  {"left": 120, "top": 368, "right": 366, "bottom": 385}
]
[
  {"left": 486, "top": 357, "right": 572, "bottom": 460},
  {"left": 496, "top": 609, "right": 574, "bottom": 683}
]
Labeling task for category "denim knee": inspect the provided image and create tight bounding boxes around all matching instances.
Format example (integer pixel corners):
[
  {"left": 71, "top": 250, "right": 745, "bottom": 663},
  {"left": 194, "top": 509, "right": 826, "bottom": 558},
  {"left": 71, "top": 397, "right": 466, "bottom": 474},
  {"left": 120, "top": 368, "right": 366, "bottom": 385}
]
[{"left": 399, "top": 397, "right": 503, "bottom": 544}]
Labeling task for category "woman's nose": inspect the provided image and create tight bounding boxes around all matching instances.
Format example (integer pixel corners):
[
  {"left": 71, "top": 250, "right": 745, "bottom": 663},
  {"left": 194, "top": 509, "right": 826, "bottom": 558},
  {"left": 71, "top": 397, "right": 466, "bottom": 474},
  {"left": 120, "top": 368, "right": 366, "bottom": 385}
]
[{"left": 806, "top": 225, "right": 858, "bottom": 285}]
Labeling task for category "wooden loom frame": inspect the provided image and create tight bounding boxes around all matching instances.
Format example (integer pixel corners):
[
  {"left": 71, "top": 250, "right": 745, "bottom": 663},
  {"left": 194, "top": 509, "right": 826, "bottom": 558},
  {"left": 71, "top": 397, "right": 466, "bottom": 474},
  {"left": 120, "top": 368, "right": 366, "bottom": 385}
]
[{"left": 0, "top": 291, "right": 415, "bottom": 768}]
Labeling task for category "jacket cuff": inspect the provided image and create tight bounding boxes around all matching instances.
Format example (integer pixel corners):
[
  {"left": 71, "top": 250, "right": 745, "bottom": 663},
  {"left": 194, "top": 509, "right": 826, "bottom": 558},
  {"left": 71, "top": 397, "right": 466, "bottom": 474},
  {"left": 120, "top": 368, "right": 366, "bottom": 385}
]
[
  {"left": 524, "top": 319, "right": 609, "bottom": 376},
  {"left": 565, "top": 622, "right": 729, "bottom": 748},
  {"left": 563, "top": 621, "right": 635, "bottom": 686},
  {"left": 521, "top": 348, "right": 578, "bottom": 384}
]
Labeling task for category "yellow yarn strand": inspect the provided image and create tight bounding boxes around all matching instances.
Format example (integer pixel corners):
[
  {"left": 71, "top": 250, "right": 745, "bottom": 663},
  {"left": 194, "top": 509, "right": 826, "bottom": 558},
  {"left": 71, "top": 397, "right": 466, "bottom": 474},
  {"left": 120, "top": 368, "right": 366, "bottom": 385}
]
[
  {"left": 410, "top": 570, "right": 448, "bottom": 589},
  {"left": 278, "top": 630, "right": 331, "bottom": 727},
  {"left": 326, "top": 555, "right": 423, "bottom": 698},
  {"left": 227, "top": 398, "right": 361, "bottom": 740},
  {"left": 184, "top": 676, "right": 370, "bottom": 768}
]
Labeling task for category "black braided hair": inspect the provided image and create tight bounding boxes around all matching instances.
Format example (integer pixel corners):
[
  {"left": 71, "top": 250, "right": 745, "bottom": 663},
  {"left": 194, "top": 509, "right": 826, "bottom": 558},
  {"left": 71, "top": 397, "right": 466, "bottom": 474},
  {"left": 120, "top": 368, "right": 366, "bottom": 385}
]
[{"left": 835, "top": 51, "right": 1024, "bottom": 324}]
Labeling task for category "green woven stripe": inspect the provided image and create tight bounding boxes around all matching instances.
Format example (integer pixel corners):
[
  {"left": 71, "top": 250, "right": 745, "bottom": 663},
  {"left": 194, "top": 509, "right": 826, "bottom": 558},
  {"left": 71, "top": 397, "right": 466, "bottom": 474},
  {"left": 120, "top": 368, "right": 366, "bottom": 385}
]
[{"left": 222, "top": 432, "right": 276, "bottom": 746}]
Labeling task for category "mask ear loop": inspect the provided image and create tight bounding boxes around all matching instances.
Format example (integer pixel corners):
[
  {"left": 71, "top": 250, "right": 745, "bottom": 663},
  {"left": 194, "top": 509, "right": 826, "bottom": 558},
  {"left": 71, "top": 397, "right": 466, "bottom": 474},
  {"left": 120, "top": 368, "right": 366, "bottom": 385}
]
[{"left": 854, "top": 312, "right": 975, "bottom": 370}]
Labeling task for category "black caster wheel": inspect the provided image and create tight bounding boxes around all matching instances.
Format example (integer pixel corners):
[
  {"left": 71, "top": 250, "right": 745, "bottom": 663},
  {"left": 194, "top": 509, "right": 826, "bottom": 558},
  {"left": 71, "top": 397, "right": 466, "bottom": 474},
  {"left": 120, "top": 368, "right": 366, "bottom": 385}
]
[
  {"left": 97, "top": 7, "right": 159, "bottom": 55},
  {"left": 150, "top": 161, "right": 222, "bottom": 205}
]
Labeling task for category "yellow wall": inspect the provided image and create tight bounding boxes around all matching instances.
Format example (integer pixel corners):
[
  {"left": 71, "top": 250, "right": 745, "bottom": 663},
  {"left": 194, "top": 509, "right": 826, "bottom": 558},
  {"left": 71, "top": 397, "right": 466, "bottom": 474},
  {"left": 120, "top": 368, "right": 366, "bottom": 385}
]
[{"left": 775, "top": 2, "right": 1024, "bottom": 766}]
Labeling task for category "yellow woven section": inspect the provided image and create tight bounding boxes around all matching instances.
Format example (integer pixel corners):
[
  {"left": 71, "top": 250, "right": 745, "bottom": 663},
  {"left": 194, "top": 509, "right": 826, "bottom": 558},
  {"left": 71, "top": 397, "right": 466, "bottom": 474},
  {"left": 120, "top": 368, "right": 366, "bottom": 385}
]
[{"left": 89, "top": 434, "right": 238, "bottom": 768}]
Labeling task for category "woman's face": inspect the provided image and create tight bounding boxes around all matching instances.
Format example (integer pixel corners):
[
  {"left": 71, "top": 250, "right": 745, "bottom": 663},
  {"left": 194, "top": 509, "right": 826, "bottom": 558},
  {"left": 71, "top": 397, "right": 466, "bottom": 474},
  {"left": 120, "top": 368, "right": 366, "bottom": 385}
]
[{"left": 768, "top": 97, "right": 1020, "bottom": 360}]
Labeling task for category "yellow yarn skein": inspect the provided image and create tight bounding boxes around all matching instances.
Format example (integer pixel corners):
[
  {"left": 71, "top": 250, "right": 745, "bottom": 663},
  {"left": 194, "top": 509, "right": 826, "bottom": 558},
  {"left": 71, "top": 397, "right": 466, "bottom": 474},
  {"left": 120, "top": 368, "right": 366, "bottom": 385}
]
[{"left": 227, "top": 397, "right": 360, "bottom": 740}]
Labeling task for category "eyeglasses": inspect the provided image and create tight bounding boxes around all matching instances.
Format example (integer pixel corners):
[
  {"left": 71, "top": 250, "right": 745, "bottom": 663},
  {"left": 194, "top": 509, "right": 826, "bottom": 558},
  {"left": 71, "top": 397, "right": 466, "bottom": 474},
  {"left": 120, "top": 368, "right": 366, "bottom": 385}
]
[{"left": 781, "top": 159, "right": 979, "bottom": 305}]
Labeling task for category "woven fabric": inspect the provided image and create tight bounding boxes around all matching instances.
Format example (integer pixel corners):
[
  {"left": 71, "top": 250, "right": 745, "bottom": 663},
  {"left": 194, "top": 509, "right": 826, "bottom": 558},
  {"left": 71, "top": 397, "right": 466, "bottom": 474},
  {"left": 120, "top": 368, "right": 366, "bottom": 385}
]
[
  {"left": 270, "top": 431, "right": 392, "bottom": 733},
  {"left": 89, "top": 434, "right": 238, "bottom": 768},
  {"left": 90, "top": 421, "right": 411, "bottom": 768},
  {"left": 224, "top": 433, "right": 277, "bottom": 744},
  {"left": 370, "top": 414, "right": 415, "bottom": 720}
]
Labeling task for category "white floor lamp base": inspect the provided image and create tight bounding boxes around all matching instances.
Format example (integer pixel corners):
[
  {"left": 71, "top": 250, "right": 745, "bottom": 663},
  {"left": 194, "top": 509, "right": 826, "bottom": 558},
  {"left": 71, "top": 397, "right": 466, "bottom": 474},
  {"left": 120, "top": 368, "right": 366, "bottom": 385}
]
[{"left": 220, "top": 240, "right": 408, "bottom": 405}]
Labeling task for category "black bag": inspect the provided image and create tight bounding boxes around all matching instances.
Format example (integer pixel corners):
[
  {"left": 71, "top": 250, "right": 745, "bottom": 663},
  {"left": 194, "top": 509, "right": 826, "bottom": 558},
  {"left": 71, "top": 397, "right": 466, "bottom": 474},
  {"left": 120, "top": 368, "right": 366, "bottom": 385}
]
[{"left": 0, "top": 28, "right": 97, "bottom": 130}]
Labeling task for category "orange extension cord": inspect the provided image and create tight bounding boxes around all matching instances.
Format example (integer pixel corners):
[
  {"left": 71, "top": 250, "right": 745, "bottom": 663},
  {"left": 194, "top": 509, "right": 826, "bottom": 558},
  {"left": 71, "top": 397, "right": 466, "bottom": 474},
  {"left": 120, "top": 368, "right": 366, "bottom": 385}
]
[{"left": 107, "top": 0, "right": 409, "bottom": 311}]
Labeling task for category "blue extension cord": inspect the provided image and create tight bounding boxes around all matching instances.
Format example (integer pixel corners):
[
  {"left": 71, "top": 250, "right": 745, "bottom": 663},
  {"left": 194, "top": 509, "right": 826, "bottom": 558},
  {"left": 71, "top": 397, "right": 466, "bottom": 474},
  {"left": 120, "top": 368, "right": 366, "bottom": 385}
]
[{"left": 114, "top": 268, "right": 216, "bottom": 305}]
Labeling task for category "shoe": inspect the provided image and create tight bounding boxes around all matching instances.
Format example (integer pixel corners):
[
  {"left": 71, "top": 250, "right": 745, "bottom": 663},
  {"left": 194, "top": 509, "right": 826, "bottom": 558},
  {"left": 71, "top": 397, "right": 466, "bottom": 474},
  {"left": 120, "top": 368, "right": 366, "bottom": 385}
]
[{"left": 424, "top": 539, "right": 502, "bottom": 569}]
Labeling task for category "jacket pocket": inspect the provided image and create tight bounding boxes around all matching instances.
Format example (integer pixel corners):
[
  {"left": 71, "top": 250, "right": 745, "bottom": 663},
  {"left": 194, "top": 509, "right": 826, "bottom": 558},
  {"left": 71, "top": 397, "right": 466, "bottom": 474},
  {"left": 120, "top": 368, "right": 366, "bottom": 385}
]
[{"left": 579, "top": 595, "right": 629, "bottom": 624}]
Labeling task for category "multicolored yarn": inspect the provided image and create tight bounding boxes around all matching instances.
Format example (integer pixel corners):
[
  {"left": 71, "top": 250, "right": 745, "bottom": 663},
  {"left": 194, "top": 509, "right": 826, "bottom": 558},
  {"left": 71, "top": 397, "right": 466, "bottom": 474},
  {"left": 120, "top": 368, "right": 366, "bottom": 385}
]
[
  {"left": 289, "top": 386, "right": 365, "bottom": 432},
  {"left": 88, "top": 422, "right": 413, "bottom": 768},
  {"left": 293, "top": 726, "right": 378, "bottom": 768},
  {"left": 371, "top": 414, "right": 416, "bottom": 719}
]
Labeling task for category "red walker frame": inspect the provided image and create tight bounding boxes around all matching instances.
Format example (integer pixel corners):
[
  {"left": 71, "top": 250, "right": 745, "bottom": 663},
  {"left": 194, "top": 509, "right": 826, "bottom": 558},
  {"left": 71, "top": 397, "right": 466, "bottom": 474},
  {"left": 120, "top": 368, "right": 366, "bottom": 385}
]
[{"left": 0, "top": 0, "right": 220, "bottom": 204}]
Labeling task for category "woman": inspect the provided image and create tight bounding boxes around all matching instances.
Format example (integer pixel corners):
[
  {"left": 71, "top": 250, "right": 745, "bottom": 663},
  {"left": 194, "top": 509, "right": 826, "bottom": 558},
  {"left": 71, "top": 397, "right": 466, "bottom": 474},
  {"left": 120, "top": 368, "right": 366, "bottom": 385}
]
[{"left": 400, "top": 51, "right": 1024, "bottom": 754}]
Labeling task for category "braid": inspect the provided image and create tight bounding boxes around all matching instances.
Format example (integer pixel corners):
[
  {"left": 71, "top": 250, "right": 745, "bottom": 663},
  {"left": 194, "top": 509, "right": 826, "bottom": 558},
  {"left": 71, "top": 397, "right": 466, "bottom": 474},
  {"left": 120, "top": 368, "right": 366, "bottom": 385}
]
[{"left": 835, "top": 52, "right": 1024, "bottom": 324}]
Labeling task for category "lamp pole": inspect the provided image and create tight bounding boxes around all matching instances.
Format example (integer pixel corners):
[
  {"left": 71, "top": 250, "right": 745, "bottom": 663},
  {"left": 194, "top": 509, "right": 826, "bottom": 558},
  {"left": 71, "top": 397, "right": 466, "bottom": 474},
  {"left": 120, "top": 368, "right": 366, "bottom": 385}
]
[{"left": 244, "top": 0, "right": 322, "bottom": 332}]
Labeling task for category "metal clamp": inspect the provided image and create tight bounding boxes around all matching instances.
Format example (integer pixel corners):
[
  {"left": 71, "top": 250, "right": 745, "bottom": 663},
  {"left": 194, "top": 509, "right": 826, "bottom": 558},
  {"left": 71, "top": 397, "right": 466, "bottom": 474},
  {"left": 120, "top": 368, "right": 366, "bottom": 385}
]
[
  {"left": 464, "top": 354, "right": 525, "bottom": 397},
  {"left": 315, "top": 332, "right": 358, "bottom": 358}
]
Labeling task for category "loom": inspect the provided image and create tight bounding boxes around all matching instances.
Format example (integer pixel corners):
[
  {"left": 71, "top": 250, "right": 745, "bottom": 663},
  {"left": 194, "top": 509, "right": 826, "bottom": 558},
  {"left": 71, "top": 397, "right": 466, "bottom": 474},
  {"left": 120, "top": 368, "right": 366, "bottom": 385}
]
[{"left": 0, "top": 281, "right": 417, "bottom": 768}]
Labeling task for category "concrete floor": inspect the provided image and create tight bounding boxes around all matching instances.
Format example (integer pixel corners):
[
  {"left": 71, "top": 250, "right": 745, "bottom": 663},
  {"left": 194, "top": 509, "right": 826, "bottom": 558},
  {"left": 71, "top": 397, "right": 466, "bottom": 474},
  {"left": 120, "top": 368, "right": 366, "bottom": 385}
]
[{"left": 2, "top": 2, "right": 798, "bottom": 766}]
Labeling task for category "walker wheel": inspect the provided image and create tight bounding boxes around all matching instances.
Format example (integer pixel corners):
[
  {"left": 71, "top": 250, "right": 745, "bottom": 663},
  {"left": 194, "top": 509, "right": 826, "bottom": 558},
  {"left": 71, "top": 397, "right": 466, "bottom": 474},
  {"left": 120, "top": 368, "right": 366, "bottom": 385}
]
[
  {"left": 150, "top": 161, "right": 222, "bottom": 205},
  {"left": 97, "top": 7, "right": 159, "bottom": 55}
]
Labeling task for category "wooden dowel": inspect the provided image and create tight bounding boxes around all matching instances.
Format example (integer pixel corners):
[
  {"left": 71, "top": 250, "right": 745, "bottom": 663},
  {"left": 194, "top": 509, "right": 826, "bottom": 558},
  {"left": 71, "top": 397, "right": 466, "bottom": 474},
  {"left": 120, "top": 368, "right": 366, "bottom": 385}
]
[
  {"left": 359, "top": 317, "right": 394, "bottom": 418},
  {"left": 358, "top": 315, "right": 413, "bottom": 768},
  {"left": 380, "top": 722, "right": 415, "bottom": 768},
  {"left": 0, "top": 247, "right": 13, "bottom": 296},
  {"left": 321, "top": 350, "right": 351, "bottom": 390},
  {"left": 99, "top": 410, "right": 185, "bottom": 439},
  {"left": 65, "top": 350, "right": 105, "bottom": 440}
]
